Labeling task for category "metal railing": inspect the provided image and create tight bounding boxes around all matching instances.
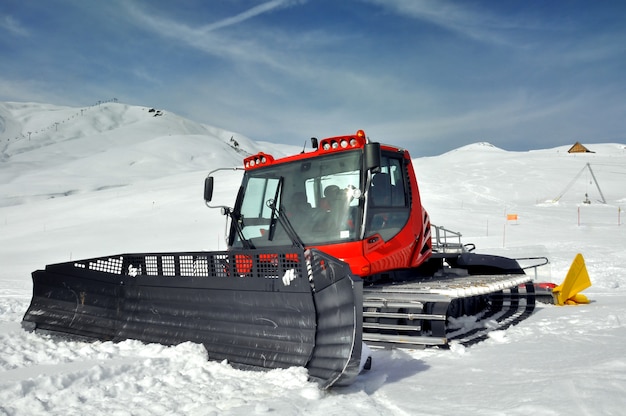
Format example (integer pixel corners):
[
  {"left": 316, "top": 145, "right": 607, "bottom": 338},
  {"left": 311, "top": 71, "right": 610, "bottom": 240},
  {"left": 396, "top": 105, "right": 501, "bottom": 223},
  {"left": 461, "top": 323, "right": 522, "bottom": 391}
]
[
  {"left": 431, "top": 224, "right": 549, "bottom": 278},
  {"left": 431, "top": 224, "right": 470, "bottom": 254}
]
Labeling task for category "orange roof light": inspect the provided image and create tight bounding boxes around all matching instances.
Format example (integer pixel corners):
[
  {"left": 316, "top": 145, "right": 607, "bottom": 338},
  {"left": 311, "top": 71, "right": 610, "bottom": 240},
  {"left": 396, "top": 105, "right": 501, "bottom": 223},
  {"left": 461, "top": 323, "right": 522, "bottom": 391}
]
[{"left": 356, "top": 129, "right": 366, "bottom": 139}]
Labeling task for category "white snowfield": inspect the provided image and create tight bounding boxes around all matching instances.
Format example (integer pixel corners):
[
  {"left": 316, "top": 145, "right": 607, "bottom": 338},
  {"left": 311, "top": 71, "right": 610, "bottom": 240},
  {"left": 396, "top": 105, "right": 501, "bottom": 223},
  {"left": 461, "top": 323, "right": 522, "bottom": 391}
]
[{"left": 1, "top": 102, "right": 625, "bottom": 416}]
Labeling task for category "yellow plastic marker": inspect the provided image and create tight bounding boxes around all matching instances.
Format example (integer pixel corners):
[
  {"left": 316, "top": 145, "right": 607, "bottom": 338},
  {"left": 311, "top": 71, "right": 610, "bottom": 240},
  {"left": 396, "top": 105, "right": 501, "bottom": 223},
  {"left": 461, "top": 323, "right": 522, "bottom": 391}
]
[{"left": 553, "top": 253, "right": 591, "bottom": 305}]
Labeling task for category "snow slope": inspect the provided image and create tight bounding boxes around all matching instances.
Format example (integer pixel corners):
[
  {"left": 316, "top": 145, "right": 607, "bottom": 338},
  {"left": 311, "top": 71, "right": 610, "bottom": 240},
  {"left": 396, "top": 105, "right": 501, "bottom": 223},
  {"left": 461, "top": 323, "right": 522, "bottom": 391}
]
[{"left": 1, "top": 102, "right": 625, "bottom": 415}]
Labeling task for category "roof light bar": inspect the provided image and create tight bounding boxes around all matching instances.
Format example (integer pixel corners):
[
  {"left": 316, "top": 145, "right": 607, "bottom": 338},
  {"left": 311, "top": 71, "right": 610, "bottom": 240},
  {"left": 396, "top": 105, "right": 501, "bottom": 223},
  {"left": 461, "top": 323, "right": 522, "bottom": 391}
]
[
  {"left": 243, "top": 152, "right": 274, "bottom": 169},
  {"left": 241, "top": 130, "right": 368, "bottom": 168},
  {"left": 319, "top": 130, "right": 367, "bottom": 153}
]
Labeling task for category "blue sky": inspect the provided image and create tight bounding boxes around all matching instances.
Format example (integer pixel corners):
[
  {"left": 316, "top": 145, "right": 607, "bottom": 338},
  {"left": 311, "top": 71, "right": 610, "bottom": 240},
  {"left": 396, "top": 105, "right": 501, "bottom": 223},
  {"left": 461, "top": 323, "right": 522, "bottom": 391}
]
[{"left": 1, "top": 0, "right": 625, "bottom": 156}]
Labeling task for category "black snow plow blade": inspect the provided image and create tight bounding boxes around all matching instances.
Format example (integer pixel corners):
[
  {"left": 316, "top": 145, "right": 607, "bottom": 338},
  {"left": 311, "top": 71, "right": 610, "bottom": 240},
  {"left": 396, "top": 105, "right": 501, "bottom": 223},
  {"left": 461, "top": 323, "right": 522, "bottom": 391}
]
[{"left": 23, "top": 247, "right": 363, "bottom": 388}]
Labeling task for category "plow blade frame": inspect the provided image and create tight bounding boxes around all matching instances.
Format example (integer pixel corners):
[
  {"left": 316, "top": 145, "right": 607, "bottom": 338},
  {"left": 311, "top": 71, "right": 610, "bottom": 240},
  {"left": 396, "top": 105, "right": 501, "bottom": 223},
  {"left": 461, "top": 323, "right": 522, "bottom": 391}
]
[{"left": 23, "top": 247, "right": 363, "bottom": 388}]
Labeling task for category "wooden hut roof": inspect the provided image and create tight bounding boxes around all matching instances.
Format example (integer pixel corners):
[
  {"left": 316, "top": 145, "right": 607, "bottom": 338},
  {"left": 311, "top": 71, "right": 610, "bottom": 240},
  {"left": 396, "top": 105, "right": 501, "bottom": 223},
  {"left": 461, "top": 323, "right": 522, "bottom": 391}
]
[{"left": 568, "top": 142, "right": 594, "bottom": 153}]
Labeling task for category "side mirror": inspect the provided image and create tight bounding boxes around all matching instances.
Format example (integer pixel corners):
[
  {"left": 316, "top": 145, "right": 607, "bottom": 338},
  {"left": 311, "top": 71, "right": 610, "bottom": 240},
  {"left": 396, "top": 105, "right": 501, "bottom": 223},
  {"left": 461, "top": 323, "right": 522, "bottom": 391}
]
[
  {"left": 204, "top": 177, "right": 214, "bottom": 202},
  {"left": 364, "top": 142, "right": 381, "bottom": 173}
]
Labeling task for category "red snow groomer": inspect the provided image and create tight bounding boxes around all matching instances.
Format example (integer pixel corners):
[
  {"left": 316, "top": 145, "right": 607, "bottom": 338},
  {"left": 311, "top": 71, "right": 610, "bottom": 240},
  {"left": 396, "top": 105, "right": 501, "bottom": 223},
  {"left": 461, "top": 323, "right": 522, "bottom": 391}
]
[{"left": 24, "top": 130, "right": 549, "bottom": 388}]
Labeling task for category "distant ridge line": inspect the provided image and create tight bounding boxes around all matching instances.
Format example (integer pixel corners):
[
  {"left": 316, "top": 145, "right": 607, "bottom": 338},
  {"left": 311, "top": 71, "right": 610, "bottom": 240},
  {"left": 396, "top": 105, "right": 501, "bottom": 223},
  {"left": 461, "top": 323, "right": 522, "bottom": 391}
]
[{"left": 2, "top": 98, "right": 123, "bottom": 143}]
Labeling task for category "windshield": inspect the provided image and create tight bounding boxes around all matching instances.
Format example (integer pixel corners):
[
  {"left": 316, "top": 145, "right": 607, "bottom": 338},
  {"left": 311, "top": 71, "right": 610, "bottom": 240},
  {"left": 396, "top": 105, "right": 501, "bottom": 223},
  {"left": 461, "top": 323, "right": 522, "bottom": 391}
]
[{"left": 231, "top": 150, "right": 363, "bottom": 248}]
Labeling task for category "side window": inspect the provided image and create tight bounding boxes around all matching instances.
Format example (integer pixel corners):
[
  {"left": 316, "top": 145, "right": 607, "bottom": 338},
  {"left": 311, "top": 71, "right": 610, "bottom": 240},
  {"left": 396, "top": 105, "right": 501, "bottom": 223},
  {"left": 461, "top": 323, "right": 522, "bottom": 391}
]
[
  {"left": 366, "top": 155, "right": 410, "bottom": 241},
  {"left": 370, "top": 157, "right": 407, "bottom": 208},
  {"left": 238, "top": 177, "right": 279, "bottom": 240},
  {"left": 240, "top": 177, "right": 278, "bottom": 219}
]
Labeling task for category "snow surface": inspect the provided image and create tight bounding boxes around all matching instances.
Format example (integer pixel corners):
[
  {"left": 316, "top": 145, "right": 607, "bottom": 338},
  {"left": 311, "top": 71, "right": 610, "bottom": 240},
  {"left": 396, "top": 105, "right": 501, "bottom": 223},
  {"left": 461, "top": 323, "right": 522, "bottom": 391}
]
[{"left": 1, "top": 102, "right": 626, "bottom": 415}]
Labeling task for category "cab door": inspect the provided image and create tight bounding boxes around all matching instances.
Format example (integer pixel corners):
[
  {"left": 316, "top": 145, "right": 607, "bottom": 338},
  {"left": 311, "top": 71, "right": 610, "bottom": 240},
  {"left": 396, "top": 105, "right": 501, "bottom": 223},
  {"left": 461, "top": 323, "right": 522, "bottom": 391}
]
[{"left": 363, "top": 153, "right": 413, "bottom": 274}]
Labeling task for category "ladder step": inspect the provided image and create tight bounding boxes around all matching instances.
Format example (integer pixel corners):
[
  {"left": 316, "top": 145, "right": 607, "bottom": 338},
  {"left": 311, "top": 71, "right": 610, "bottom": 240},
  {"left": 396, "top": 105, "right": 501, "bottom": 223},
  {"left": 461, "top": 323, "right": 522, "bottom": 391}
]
[
  {"left": 363, "top": 322, "right": 422, "bottom": 331},
  {"left": 363, "top": 300, "right": 425, "bottom": 309},
  {"left": 363, "top": 332, "right": 447, "bottom": 346},
  {"left": 363, "top": 311, "right": 446, "bottom": 321}
]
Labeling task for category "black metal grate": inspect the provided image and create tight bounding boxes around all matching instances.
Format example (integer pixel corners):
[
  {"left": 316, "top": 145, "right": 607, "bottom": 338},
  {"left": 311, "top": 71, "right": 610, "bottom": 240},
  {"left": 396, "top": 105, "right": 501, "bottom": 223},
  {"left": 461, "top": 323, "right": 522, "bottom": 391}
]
[
  {"left": 74, "top": 256, "right": 124, "bottom": 274},
  {"left": 70, "top": 249, "right": 305, "bottom": 280}
]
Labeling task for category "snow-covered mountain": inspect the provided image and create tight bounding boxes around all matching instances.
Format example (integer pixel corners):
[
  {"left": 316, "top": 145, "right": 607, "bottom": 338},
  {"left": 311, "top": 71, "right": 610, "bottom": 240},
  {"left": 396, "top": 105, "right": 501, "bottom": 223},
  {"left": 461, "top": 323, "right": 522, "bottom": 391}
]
[
  {"left": 0, "top": 101, "right": 300, "bottom": 208},
  {"left": 1, "top": 102, "right": 625, "bottom": 415}
]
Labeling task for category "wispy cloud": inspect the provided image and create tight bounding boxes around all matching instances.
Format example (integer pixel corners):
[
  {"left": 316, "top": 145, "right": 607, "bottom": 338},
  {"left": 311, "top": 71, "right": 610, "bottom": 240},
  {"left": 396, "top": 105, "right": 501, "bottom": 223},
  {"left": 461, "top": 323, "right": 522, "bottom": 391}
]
[
  {"left": 131, "top": 67, "right": 163, "bottom": 86},
  {"left": 362, "top": 0, "right": 535, "bottom": 46},
  {"left": 124, "top": 1, "right": 304, "bottom": 72},
  {"left": 199, "top": 0, "right": 305, "bottom": 33},
  {"left": 0, "top": 15, "right": 29, "bottom": 37},
  {"left": 122, "top": 0, "right": 345, "bottom": 90}
]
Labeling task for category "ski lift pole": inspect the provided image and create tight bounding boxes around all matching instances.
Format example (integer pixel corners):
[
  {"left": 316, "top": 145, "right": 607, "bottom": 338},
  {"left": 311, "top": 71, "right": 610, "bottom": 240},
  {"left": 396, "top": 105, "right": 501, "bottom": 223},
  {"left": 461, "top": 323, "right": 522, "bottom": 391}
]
[{"left": 586, "top": 163, "right": 606, "bottom": 204}]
